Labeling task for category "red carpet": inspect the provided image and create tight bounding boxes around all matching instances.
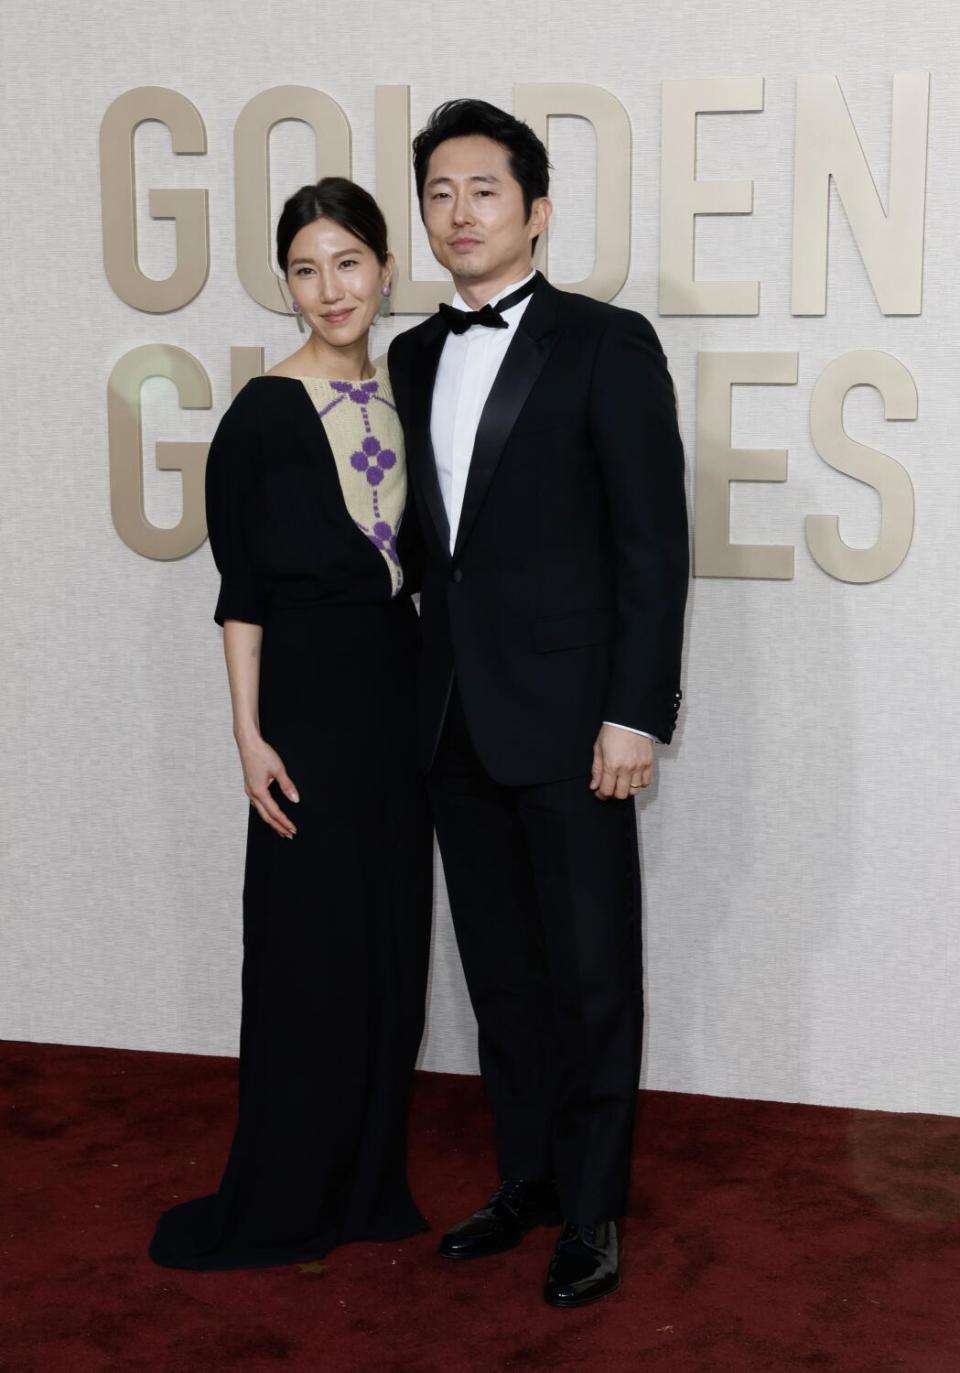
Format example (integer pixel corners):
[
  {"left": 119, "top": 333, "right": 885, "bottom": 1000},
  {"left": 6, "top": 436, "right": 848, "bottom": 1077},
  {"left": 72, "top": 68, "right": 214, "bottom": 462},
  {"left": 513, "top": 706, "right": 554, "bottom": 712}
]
[{"left": 2, "top": 1042, "right": 959, "bottom": 1372}]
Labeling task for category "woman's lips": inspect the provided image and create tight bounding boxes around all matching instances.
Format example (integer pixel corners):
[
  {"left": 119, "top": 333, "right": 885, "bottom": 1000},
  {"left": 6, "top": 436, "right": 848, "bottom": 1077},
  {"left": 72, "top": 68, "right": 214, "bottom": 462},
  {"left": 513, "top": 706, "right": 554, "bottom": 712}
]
[{"left": 322, "top": 308, "right": 355, "bottom": 324}]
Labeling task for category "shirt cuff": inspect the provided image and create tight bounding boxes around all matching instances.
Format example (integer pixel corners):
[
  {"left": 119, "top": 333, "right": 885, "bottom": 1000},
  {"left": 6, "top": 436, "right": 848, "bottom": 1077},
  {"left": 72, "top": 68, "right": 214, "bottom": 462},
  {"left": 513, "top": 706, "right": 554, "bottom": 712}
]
[{"left": 602, "top": 721, "right": 658, "bottom": 742}]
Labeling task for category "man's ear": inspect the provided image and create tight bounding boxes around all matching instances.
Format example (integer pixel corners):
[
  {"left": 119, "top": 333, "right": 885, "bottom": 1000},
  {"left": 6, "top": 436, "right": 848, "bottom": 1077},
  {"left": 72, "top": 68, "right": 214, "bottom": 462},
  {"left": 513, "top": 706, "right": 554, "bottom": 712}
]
[{"left": 529, "top": 196, "right": 552, "bottom": 242}]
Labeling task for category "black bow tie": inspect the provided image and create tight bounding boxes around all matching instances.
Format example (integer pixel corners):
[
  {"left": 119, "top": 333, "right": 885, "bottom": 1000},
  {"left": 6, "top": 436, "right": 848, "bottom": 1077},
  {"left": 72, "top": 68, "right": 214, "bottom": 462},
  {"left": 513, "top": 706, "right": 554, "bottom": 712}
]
[
  {"left": 438, "top": 301, "right": 507, "bottom": 334},
  {"left": 437, "top": 274, "right": 539, "bottom": 335}
]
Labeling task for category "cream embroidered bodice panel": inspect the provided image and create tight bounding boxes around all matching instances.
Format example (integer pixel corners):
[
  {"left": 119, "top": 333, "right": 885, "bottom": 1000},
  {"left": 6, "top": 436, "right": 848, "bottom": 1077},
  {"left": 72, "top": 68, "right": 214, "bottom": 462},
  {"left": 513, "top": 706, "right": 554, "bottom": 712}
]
[{"left": 298, "top": 366, "right": 406, "bottom": 595}]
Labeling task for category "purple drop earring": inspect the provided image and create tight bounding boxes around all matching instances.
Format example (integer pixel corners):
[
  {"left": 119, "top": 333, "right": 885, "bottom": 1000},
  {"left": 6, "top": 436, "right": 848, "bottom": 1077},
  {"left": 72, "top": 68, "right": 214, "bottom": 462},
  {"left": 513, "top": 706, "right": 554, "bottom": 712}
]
[
  {"left": 292, "top": 300, "right": 306, "bottom": 335},
  {"left": 378, "top": 281, "right": 392, "bottom": 319}
]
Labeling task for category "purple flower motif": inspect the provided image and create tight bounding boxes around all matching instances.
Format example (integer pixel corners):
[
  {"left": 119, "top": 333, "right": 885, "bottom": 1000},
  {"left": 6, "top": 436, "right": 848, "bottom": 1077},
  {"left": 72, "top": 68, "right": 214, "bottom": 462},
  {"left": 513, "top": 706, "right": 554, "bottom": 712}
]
[
  {"left": 368, "top": 520, "right": 400, "bottom": 565},
  {"left": 354, "top": 518, "right": 401, "bottom": 573},
  {"left": 330, "top": 378, "right": 379, "bottom": 405},
  {"left": 349, "top": 434, "right": 397, "bottom": 487}
]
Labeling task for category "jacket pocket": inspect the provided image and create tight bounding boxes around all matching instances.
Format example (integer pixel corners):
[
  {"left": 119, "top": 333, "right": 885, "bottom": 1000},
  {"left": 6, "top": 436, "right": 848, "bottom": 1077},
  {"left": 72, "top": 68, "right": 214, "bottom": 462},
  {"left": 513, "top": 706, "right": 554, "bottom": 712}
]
[{"left": 532, "top": 606, "right": 615, "bottom": 653}]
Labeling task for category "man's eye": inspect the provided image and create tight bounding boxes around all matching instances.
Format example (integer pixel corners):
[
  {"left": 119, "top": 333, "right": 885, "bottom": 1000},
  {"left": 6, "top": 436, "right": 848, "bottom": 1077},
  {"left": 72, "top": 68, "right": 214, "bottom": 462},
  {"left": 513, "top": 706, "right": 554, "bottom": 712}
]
[{"left": 431, "top": 191, "right": 449, "bottom": 200}]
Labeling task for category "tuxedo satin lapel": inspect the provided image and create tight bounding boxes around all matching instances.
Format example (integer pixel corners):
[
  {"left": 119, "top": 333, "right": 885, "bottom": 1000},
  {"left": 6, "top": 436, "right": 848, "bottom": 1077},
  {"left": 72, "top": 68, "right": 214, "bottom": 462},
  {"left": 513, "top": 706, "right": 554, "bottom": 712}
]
[
  {"left": 453, "top": 280, "right": 560, "bottom": 559},
  {"left": 410, "top": 319, "right": 452, "bottom": 560}
]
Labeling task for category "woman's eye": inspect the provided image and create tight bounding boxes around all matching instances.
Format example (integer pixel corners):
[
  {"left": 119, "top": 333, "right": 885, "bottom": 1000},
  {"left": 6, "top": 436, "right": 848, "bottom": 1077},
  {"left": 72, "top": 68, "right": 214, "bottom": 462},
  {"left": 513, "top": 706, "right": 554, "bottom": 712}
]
[
  {"left": 339, "top": 259, "right": 358, "bottom": 269},
  {"left": 295, "top": 267, "right": 313, "bottom": 276}
]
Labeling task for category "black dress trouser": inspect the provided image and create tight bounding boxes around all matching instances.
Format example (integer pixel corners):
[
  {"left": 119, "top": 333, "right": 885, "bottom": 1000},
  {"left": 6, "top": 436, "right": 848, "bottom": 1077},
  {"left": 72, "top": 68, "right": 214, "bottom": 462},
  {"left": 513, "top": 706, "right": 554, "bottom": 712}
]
[{"left": 428, "top": 682, "right": 643, "bottom": 1227}]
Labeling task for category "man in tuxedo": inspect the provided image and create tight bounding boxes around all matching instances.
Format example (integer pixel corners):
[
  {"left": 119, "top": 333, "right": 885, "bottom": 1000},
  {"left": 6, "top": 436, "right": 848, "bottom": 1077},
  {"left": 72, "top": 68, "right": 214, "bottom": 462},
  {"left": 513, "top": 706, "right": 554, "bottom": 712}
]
[{"left": 388, "top": 99, "right": 688, "bottom": 1308}]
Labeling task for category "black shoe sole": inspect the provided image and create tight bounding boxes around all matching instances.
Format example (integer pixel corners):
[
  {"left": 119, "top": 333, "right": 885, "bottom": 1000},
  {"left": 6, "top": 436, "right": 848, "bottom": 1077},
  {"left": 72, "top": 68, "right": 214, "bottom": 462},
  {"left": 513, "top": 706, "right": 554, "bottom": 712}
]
[{"left": 544, "top": 1275, "right": 621, "bottom": 1308}]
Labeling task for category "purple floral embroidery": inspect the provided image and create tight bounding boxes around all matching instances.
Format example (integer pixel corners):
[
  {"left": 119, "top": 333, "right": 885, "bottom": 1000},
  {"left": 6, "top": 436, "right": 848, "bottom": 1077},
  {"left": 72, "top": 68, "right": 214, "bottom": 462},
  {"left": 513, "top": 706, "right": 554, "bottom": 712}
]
[
  {"left": 311, "top": 378, "right": 401, "bottom": 593},
  {"left": 350, "top": 435, "right": 397, "bottom": 487},
  {"left": 312, "top": 377, "right": 404, "bottom": 593},
  {"left": 356, "top": 518, "right": 401, "bottom": 570},
  {"left": 331, "top": 379, "right": 381, "bottom": 406}
]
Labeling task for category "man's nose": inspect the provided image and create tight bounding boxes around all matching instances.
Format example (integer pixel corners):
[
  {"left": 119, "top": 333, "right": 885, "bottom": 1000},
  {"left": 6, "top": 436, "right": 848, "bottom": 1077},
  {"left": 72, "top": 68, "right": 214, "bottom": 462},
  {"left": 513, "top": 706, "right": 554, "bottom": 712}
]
[{"left": 451, "top": 192, "right": 474, "bottom": 225}]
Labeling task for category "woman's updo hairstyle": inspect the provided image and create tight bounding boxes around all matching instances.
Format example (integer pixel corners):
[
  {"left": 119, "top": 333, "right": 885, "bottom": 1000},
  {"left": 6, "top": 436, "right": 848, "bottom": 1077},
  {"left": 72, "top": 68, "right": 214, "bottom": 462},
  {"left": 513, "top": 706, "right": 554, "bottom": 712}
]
[{"left": 276, "top": 177, "right": 389, "bottom": 275}]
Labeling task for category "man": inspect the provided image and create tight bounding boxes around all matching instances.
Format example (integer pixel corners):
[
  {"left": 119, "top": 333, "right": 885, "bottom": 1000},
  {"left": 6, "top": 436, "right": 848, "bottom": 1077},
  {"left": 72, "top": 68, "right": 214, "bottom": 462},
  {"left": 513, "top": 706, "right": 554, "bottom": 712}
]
[{"left": 388, "top": 99, "right": 688, "bottom": 1308}]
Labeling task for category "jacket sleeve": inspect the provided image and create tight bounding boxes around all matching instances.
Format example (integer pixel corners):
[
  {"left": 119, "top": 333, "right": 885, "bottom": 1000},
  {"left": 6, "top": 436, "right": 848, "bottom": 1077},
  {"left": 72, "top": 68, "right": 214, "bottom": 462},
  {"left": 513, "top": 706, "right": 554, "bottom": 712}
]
[
  {"left": 204, "top": 386, "right": 268, "bottom": 627},
  {"left": 589, "top": 311, "right": 689, "bottom": 743},
  {"left": 387, "top": 332, "right": 409, "bottom": 419},
  {"left": 396, "top": 477, "right": 425, "bottom": 597},
  {"left": 388, "top": 334, "right": 425, "bottom": 596}
]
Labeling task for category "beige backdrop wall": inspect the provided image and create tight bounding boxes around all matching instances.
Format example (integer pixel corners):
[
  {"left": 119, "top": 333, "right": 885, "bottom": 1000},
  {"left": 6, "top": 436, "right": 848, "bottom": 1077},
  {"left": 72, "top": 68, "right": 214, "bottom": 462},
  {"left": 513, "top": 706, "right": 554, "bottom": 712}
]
[{"left": 2, "top": 0, "right": 957, "bottom": 1115}]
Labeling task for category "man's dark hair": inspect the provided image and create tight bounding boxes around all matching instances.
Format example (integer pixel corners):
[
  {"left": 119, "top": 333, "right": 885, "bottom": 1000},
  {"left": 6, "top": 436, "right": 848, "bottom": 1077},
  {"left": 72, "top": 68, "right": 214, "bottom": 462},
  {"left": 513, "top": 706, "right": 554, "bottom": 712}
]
[
  {"left": 276, "top": 177, "right": 389, "bottom": 274},
  {"left": 412, "top": 99, "right": 551, "bottom": 221}
]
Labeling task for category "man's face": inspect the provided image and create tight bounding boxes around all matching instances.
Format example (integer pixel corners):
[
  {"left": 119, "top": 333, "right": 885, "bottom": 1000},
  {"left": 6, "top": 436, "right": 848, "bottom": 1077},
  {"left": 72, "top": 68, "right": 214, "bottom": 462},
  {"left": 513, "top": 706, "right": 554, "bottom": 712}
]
[{"left": 421, "top": 134, "right": 549, "bottom": 285}]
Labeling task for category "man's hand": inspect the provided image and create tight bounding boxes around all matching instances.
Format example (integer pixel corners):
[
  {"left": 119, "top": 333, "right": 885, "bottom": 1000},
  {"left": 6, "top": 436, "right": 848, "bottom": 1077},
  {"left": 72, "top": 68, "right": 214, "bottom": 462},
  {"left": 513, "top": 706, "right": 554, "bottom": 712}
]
[{"left": 590, "top": 724, "right": 655, "bottom": 800}]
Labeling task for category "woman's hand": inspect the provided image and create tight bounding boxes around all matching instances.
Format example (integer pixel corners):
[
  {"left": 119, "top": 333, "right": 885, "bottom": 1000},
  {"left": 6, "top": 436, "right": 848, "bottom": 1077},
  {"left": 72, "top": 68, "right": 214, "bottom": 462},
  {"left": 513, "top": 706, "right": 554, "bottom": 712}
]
[{"left": 237, "top": 733, "right": 300, "bottom": 838}]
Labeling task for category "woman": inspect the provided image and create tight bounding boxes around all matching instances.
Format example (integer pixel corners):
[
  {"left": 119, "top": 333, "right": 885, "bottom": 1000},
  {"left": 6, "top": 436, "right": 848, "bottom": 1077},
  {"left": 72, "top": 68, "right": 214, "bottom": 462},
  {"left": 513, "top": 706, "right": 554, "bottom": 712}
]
[{"left": 149, "top": 178, "right": 432, "bottom": 1270}]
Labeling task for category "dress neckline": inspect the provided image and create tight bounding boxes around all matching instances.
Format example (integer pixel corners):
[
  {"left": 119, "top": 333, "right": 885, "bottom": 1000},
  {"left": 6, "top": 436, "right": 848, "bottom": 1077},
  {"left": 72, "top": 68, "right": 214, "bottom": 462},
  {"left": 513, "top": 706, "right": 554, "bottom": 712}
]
[{"left": 271, "top": 364, "right": 385, "bottom": 385}]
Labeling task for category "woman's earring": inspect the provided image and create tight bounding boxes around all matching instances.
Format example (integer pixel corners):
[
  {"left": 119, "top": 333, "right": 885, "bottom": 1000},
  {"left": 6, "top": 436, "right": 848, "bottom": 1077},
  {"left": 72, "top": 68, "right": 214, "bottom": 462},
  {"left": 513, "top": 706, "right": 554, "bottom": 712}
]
[
  {"left": 378, "top": 282, "right": 392, "bottom": 319},
  {"left": 292, "top": 301, "right": 306, "bottom": 335}
]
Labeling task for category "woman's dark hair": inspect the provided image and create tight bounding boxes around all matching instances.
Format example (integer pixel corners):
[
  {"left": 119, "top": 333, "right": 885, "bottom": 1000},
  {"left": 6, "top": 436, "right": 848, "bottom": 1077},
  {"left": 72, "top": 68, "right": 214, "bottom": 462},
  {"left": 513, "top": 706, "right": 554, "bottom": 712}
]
[
  {"left": 276, "top": 177, "right": 389, "bottom": 274},
  {"left": 412, "top": 99, "right": 551, "bottom": 221}
]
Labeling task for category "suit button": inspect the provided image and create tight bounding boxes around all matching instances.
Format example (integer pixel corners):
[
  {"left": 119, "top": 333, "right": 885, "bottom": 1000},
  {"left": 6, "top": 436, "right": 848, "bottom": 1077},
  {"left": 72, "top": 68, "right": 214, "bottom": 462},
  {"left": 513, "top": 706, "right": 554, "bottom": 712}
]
[{"left": 450, "top": 568, "right": 463, "bottom": 583}]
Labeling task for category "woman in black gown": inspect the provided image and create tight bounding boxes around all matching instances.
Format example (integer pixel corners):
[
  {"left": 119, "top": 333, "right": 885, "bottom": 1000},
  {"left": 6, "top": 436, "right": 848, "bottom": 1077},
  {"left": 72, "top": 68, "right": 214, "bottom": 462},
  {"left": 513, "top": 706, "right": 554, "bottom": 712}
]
[{"left": 149, "top": 179, "right": 432, "bottom": 1270}]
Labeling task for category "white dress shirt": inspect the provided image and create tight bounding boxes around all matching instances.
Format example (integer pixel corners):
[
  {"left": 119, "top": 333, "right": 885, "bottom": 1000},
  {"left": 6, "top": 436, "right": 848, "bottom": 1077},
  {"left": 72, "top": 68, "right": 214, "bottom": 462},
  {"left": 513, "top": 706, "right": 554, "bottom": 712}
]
[
  {"left": 431, "top": 271, "right": 537, "bottom": 553},
  {"left": 430, "top": 271, "right": 653, "bottom": 744}
]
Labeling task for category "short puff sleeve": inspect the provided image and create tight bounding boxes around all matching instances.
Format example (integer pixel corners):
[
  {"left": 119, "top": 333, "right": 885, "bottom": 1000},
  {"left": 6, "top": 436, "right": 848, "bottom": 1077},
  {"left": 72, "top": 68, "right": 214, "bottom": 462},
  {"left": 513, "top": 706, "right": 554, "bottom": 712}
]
[{"left": 204, "top": 385, "right": 268, "bottom": 627}]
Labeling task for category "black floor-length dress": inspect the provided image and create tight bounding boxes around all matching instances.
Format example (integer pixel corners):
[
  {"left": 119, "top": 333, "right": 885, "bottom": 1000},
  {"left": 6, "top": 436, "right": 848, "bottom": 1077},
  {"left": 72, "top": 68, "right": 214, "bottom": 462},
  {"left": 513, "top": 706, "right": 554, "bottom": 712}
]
[{"left": 149, "top": 369, "right": 432, "bottom": 1270}]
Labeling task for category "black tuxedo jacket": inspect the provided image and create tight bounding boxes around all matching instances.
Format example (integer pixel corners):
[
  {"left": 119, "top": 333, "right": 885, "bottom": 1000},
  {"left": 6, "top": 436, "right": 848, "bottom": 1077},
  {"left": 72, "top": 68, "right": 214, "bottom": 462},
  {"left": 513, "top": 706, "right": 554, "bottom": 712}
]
[{"left": 389, "top": 273, "right": 689, "bottom": 787}]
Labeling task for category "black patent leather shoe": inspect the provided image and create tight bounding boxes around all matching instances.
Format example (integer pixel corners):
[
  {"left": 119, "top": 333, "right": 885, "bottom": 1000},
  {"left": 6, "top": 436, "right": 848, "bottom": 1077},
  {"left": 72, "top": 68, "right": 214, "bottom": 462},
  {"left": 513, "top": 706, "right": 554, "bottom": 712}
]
[
  {"left": 439, "top": 1178, "right": 561, "bottom": 1260},
  {"left": 543, "top": 1219, "right": 621, "bottom": 1307}
]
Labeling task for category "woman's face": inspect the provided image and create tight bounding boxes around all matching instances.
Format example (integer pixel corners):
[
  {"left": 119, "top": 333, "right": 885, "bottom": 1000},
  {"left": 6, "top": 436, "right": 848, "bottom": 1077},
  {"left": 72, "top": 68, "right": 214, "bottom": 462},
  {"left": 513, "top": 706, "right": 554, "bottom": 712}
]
[{"left": 285, "top": 217, "right": 390, "bottom": 349}]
